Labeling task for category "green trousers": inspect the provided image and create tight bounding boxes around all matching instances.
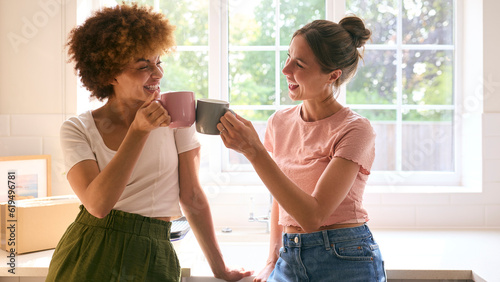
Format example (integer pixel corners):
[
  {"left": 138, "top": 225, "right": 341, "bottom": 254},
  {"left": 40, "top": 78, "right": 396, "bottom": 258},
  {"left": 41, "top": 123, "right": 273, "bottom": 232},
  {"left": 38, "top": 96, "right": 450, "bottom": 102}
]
[{"left": 46, "top": 205, "right": 181, "bottom": 282}]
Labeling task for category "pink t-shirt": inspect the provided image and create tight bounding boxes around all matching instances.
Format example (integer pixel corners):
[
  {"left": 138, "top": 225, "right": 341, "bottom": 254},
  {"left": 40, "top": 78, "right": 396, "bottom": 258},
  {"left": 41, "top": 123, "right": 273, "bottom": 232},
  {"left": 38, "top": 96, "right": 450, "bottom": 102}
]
[{"left": 264, "top": 105, "right": 376, "bottom": 226}]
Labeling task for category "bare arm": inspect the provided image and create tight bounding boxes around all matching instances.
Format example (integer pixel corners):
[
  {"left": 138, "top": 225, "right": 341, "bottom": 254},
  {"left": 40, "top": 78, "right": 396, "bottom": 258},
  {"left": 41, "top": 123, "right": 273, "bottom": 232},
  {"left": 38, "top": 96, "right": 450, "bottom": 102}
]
[
  {"left": 218, "top": 113, "right": 359, "bottom": 233},
  {"left": 178, "top": 147, "right": 253, "bottom": 281},
  {"left": 67, "top": 94, "right": 169, "bottom": 218}
]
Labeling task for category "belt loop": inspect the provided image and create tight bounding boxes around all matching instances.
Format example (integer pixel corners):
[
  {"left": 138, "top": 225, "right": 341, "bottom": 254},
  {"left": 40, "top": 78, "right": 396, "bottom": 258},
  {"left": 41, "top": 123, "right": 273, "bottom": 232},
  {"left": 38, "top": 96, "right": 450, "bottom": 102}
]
[{"left": 322, "top": 230, "right": 330, "bottom": 250}]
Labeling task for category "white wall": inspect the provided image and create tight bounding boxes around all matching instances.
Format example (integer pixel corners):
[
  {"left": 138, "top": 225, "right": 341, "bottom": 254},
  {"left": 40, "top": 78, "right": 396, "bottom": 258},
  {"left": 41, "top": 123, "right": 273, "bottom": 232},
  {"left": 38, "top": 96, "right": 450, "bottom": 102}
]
[
  {"left": 362, "top": 0, "right": 500, "bottom": 229},
  {"left": 0, "top": 0, "right": 77, "bottom": 196},
  {"left": 0, "top": 0, "right": 498, "bottom": 229}
]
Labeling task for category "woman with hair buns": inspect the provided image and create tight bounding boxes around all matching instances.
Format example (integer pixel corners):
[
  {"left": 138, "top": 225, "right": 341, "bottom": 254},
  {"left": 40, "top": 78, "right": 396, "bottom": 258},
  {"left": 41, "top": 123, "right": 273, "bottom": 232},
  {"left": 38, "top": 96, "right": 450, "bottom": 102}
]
[
  {"left": 46, "top": 3, "right": 251, "bottom": 282},
  {"left": 217, "top": 16, "right": 386, "bottom": 281}
]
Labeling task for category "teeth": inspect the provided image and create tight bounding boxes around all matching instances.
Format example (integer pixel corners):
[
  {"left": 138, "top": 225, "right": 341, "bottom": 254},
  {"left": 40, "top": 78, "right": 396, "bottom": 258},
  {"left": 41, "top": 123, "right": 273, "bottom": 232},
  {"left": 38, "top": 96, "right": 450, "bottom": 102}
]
[{"left": 144, "top": 85, "right": 159, "bottom": 90}]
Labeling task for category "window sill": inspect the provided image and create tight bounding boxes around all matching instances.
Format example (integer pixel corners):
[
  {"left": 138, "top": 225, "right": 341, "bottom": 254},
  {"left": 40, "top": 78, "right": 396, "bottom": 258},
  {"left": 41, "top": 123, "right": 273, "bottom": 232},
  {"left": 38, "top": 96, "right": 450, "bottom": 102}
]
[
  {"left": 366, "top": 184, "right": 482, "bottom": 194},
  {"left": 201, "top": 171, "right": 482, "bottom": 194}
]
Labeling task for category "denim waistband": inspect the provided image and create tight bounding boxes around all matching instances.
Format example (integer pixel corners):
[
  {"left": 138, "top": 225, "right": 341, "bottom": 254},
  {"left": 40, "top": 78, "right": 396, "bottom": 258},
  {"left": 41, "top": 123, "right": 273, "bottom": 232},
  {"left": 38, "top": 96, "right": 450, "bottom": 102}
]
[
  {"left": 283, "top": 224, "right": 372, "bottom": 248},
  {"left": 75, "top": 205, "right": 171, "bottom": 240}
]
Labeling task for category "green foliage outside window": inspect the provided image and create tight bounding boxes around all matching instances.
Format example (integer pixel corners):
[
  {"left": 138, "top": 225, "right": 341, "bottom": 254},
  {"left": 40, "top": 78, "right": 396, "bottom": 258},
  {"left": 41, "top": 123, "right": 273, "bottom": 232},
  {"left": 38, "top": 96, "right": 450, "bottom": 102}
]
[{"left": 120, "top": 0, "right": 456, "bottom": 172}]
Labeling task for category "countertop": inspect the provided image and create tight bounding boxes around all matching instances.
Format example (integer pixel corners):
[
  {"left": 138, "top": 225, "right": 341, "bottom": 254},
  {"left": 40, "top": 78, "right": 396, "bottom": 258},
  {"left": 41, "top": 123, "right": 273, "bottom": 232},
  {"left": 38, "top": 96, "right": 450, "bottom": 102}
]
[{"left": 1, "top": 228, "right": 499, "bottom": 281}]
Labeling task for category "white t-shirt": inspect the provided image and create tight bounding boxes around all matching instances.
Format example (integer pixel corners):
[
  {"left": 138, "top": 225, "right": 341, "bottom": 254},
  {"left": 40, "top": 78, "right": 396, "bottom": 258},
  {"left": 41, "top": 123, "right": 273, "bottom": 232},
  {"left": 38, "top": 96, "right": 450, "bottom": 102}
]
[{"left": 60, "top": 110, "right": 201, "bottom": 217}]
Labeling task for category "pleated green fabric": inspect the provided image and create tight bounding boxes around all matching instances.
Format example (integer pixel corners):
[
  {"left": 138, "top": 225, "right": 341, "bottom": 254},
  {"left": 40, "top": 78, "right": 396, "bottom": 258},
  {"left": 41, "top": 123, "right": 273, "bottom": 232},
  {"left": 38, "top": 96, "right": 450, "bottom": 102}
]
[{"left": 46, "top": 205, "right": 181, "bottom": 282}]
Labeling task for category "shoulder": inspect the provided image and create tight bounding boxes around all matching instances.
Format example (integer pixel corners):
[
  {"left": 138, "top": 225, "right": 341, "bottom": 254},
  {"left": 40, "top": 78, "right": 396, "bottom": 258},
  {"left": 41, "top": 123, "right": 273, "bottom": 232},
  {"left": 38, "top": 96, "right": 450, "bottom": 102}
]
[
  {"left": 60, "top": 111, "right": 93, "bottom": 138},
  {"left": 268, "top": 106, "right": 299, "bottom": 125},
  {"left": 275, "top": 106, "right": 298, "bottom": 118},
  {"left": 338, "top": 109, "right": 376, "bottom": 142},
  {"left": 342, "top": 108, "right": 374, "bottom": 131}
]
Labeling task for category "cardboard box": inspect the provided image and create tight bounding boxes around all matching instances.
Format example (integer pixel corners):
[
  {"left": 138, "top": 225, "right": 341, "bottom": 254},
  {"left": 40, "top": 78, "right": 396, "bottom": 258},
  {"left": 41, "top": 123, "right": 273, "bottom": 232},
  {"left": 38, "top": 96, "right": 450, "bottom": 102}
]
[{"left": 1, "top": 195, "right": 80, "bottom": 254}]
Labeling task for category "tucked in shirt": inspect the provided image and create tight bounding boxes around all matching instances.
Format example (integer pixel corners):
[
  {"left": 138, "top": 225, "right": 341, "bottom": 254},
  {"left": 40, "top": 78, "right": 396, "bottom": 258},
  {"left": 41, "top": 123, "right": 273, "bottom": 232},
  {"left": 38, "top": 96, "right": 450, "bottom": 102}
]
[
  {"left": 264, "top": 105, "right": 376, "bottom": 226},
  {"left": 60, "top": 110, "right": 201, "bottom": 218}
]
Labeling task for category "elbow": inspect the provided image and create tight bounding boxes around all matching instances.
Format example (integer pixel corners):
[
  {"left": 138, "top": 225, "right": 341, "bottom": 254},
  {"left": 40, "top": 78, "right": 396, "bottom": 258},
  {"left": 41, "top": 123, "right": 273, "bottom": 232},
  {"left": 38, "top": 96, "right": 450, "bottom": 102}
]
[
  {"left": 79, "top": 195, "right": 115, "bottom": 219},
  {"left": 85, "top": 205, "right": 111, "bottom": 219},
  {"left": 179, "top": 188, "right": 209, "bottom": 211},
  {"left": 92, "top": 212, "right": 109, "bottom": 219},
  {"left": 297, "top": 216, "right": 327, "bottom": 233},
  {"left": 300, "top": 224, "right": 320, "bottom": 234},
  {"left": 300, "top": 227, "right": 315, "bottom": 233}
]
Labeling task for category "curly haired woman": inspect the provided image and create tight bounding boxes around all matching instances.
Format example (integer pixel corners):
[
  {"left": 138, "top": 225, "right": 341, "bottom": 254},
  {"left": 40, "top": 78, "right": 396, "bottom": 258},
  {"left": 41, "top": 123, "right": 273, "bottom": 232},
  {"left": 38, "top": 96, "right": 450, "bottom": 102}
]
[{"left": 46, "top": 4, "right": 251, "bottom": 281}]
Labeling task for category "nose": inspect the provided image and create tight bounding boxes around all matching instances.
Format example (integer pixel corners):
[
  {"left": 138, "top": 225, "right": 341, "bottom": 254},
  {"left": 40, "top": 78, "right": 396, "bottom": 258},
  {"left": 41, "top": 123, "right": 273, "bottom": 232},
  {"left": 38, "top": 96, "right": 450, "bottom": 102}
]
[
  {"left": 282, "top": 59, "right": 291, "bottom": 76},
  {"left": 151, "top": 64, "right": 163, "bottom": 79}
]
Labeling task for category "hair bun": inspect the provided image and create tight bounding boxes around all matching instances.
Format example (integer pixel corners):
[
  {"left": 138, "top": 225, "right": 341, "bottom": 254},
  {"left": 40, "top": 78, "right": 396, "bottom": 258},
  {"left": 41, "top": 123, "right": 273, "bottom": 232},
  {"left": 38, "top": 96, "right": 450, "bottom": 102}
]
[{"left": 339, "top": 15, "right": 371, "bottom": 48}]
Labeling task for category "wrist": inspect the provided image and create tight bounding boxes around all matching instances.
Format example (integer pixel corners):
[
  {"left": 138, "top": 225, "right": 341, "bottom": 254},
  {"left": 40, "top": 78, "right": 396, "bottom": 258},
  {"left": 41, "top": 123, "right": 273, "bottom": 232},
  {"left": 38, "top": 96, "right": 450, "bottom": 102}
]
[
  {"left": 212, "top": 265, "right": 227, "bottom": 279},
  {"left": 266, "top": 257, "right": 278, "bottom": 265},
  {"left": 245, "top": 144, "right": 268, "bottom": 163},
  {"left": 267, "top": 252, "right": 279, "bottom": 265},
  {"left": 120, "top": 126, "right": 150, "bottom": 150},
  {"left": 128, "top": 123, "right": 152, "bottom": 137}
]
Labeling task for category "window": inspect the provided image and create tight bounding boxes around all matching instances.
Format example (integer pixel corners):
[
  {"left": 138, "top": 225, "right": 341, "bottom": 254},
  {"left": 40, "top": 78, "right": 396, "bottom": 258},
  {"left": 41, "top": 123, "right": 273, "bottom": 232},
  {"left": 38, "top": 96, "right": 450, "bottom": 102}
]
[
  {"left": 84, "top": 0, "right": 461, "bottom": 187},
  {"left": 345, "top": 0, "right": 458, "bottom": 186}
]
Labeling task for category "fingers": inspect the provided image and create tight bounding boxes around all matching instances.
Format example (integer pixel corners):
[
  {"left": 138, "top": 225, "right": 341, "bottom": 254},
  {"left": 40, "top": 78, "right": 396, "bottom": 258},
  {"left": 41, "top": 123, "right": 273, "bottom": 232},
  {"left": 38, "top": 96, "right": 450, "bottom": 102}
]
[
  {"left": 150, "top": 105, "right": 170, "bottom": 126},
  {"left": 137, "top": 97, "right": 171, "bottom": 128},
  {"left": 217, "top": 113, "right": 246, "bottom": 148},
  {"left": 142, "top": 91, "right": 161, "bottom": 108},
  {"left": 223, "top": 268, "right": 254, "bottom": 281},
  {"left": 219, "top": 113, "right": 239, "bottom": 138},
  {"left": 221, "top": 111, "right": 255, "bottom": 132},
  {"left": 221, "top": 110, "right": 238, "bottom": 126},
  {"left": 216, "top": 121, "right": 227, "bottom": 134}
]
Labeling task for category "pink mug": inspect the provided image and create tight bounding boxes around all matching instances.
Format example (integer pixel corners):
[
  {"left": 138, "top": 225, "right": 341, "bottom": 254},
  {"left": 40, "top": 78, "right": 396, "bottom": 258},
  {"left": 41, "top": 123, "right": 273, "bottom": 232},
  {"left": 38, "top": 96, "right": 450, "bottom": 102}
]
[{"left": 157, "top": 91, "right": 196, "bottom": 128}]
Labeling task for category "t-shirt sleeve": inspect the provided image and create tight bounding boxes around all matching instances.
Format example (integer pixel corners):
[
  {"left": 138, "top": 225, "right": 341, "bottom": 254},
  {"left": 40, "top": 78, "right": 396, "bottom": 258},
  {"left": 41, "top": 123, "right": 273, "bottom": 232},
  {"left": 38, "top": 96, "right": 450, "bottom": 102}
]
[
  {"left": 60, "top": 118, "right": 96, "bottom": 173},
  {"left": 263, "top": 112, "right": 276, "bottom": 153},
  {"left": 174, "top": 123, "right": 201, "bottom": 154},
  {"left": 333, "top": 119, "right": 376, "bottom": 175}
]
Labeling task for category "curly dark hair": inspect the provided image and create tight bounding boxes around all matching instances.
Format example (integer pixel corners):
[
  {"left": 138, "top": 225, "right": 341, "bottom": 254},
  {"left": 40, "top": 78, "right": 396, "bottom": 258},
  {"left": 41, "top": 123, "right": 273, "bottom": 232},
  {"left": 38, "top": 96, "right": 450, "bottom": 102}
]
[{"left": 67, "top": 3, "right": 176, "bottom": 101}]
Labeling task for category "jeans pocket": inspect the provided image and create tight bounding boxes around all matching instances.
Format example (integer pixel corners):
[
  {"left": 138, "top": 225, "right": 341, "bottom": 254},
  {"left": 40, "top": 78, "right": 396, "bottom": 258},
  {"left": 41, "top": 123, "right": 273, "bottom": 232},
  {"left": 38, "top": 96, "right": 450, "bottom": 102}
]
[
  {"left": 332, "top": 239, "right": 375, "bottom": 261},
  {"left": 278, "top": 247, "right": 285, "bottom": 257}
]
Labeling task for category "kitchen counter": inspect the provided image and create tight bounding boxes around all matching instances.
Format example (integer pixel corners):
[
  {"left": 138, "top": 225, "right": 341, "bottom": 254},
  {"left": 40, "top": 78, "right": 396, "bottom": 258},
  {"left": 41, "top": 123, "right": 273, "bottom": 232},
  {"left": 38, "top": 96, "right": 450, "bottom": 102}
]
[{"left": 1, "top": 228, "right": 498, "bottom": 281}]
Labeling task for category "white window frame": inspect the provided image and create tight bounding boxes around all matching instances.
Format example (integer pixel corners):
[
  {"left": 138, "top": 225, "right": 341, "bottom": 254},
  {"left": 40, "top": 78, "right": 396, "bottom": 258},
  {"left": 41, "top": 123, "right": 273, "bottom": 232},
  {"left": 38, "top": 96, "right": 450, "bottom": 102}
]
[
  {"left": 77, "top": 0, "right": 482, "bottom": 192},
  {"left": 201, "top": 0, "right": 471, "bottom": 191},
  {"left": 353, "top": 0, "right": 462, "bottom": 188}
]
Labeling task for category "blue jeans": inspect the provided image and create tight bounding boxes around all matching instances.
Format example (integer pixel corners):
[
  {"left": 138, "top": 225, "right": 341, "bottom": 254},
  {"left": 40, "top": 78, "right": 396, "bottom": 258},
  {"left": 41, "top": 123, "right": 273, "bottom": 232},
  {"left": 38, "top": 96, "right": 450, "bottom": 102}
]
[{"left": 268, "top": 224, "right": 386, "bottom": 282}]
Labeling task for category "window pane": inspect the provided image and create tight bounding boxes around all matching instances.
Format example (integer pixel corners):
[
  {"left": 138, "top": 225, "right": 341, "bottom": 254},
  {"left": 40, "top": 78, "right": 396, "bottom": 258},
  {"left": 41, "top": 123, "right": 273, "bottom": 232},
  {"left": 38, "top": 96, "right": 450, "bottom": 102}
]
[
  {"left": 373, "top": 122, "right": 397, "bottom": 171},
  {"left": 402, "top": 0, "right": 454, "bottom": 45},
  {"left": 279, "top": 0, "right": 325, "bottom": 45},
  {"left": 162, "top": 51, "right": 209, "bottom": 99},
  {"left": 160, "top": 0, "right": 209, "bottom": 46},
  {"left": 346, "top": 0, "right": 398, "bottom": 45},
  {"left": 229, "top": 51, "right": 275, "bottom": 106},
  {"left": 123, "top": 0, "right": 155, "bottom": 7},
  {"left": 402, "top": 50, "right": 453, "bottom": 105},
  {"left": 233, "top": 109, "right": 276, "bottom": 122},
  {"left": 347, "top": 50, "right": 397, "bottom": 105},
  {"left": 402, "top": 109, "right": 454, "bottom": 171},
  {"left": 353, "top": 109, "right": 397, "bottom": 171},
  {"left": 229, "top": 0, "right": 275, "bottom": 46},
  {"left": 353, "top": 109, "right": 397, "bottom": 122}
]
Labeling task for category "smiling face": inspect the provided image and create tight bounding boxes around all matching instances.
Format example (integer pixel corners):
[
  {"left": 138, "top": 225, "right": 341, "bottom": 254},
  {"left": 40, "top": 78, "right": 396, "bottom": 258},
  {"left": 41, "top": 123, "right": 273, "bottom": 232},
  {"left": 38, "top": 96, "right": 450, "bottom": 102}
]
[
  {"left": 282, "top": 35, "right": 337, "bottom": 102},
  {"left": 112, "top": 54, "right": 164, "bottom": 102}
]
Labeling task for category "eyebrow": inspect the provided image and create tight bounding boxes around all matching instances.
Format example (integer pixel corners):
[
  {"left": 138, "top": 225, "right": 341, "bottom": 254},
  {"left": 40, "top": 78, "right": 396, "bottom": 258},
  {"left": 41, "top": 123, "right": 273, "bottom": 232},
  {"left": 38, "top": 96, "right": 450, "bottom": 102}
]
[
  {"left": 135, "top": 56, "right": 161, "bottom": 64},
  {"left": 288, "top": 51, "right": 309, "bottom": 66},
  {"left": 296, "top": 57, "right": 308, "bottom": 66}
]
